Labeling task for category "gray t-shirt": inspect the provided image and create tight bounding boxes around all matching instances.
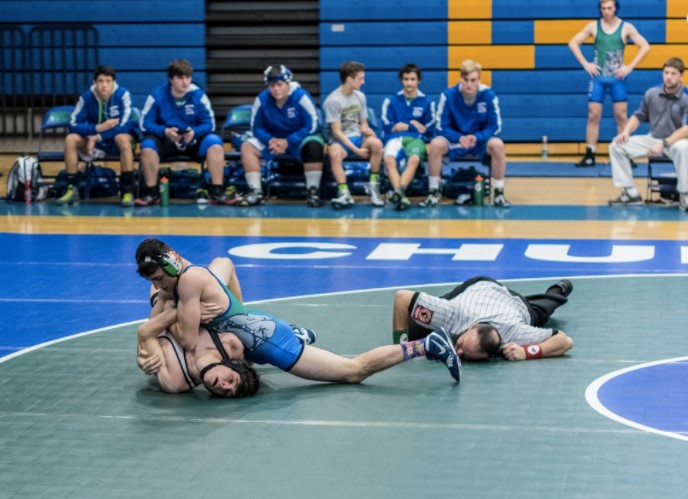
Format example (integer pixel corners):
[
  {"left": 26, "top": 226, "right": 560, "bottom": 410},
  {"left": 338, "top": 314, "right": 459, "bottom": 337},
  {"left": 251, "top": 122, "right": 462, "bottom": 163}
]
[
  {"left": 322, "top": 87, "right": 367, "bottom": 139},
  {"left": 634, "top": 84, "right": 688, "bottom": 138}
]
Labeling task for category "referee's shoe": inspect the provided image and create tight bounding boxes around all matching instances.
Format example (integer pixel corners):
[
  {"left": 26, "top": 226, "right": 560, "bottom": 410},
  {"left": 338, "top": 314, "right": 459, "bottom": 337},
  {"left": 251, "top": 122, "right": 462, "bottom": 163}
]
[{"left": 425, "top": 327, "right": 462, "bottom": 383}]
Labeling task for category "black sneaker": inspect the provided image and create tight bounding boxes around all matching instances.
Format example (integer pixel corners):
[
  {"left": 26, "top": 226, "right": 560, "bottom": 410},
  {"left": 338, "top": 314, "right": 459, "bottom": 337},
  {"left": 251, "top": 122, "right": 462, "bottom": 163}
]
[
  {"left": 210, "top": 186, "right": 239, "bottom": 205},
  {"left": 493, "top": 188, "right": 511, "bottom": 208},
  {"left": 576, "top": 153, "right": 596, "bottom": 167},
  {"left": 306, "top": 186, "right": 322, "bottom": 207},
  {"left": 547, "top": 280, "right": 573, "bottom": 297},
  {"left": 608, "top": 190, "right": 643, "bottom": 206}
]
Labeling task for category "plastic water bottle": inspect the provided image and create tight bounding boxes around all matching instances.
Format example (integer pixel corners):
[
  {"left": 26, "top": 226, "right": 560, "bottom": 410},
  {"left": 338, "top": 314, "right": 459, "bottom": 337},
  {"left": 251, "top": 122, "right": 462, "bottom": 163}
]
[
  {"left": 473, "top": 175, "right": 484, "bottom": 206},
  {"left": 159, "top": 177, "right": 169, "bottom": 207},
  {"left": 24, "top": 179, "right": 32, "bottom": 204},
  {"left": 542, "top": 135, "right": 549, "bottom": 159}
]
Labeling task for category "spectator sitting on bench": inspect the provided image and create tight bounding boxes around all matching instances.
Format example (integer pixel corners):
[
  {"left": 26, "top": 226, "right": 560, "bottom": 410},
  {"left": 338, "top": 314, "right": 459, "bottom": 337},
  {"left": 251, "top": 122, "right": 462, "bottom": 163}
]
[
  {"left": 57, "top": 65, "right": 136, "bottom": 207},
  {"left": 423, "top": 59, "right": 510, "bottom": 208},
  {"left": 607, "top": 57, "right": 688, "bottom": 211},
  {"left": 380, "top": 63, "right": 436, "bottom": 211},
  {"left": 136, "top": 59, "right": 234, "bottom": 206}
]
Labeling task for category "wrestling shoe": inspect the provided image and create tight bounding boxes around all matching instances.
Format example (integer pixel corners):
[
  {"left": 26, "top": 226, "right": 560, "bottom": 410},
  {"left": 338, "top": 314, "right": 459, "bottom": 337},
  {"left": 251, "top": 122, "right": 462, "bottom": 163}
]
[
  {"left": 547, "top": 279, "right": 573, "bottom": 297},
  {"left": 419, "top": 189, "right": 441, "bottom": 207},
  {"left": 331, "top": 189, "right": 355, "bottom": 209},
  {"left": 424, "top": 326, "right": 461, "bottom": 383},
  {"left": 211, "top": 186, "right": 240, "bottom": 205},
  {"left": 56, "top": 184, "right": 80, "bottom": 205},
  {"left": 291, "top": 324, "right": 317, "bottom": 345},
  {"left": 608, "top": 189, "right": 643, "bottom": 206}
]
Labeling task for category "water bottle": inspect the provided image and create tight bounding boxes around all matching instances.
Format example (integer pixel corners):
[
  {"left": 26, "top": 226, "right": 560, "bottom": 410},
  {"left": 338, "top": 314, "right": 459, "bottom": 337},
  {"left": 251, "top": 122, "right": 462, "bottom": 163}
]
[
  {"left": 159, "top": 176, "right": 170, "bottom": 207},
  {"left": 541, "top": 135, "right": 549, "bottom": 159},
  {"left": 24, "top": 179, "right": 32, "bottom": 204},
  {"left": 473, "top": 175, "right": 484, "bottom": 206}
]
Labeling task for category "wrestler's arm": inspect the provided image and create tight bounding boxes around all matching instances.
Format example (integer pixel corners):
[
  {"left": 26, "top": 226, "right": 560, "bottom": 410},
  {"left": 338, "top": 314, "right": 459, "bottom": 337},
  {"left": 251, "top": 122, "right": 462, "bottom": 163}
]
[
  {"left": 175, "top": 269, "right": 205, "bottom": 350},
  {"left": 136, "top": 308, "right": 191, "bottom": 393}
]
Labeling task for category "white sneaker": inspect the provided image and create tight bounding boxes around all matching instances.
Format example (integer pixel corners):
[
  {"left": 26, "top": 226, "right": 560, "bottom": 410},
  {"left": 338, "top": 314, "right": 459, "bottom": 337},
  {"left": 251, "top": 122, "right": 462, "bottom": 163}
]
[
  {"left": 331, "top": 189, "right": 355, "bottom": 209},
  {"left": 369, "top": 182, "right": 385, "bottom": 207},
  {"left": 419, "top": 190, "right": 441, "bottom": 207}
]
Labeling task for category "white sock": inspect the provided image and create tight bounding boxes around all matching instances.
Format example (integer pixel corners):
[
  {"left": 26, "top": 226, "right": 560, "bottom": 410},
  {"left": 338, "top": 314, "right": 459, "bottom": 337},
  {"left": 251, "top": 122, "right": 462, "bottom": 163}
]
[
  {"left": 586, "top": 145, "right": 596, "bottom": 153},
  {"left": 428, "top": 176, "right": 441, "bottom": 191},
  {"left": 305, "top": 171, "right": 322, "bottom": 189},
  {"left": 246, "top": 172, "right": 262, "bottom": 192},
  {"left": 493, "top": 179, "right": 505, "bottom": 190},
  {"left": 626, "top": 187, "right": 639, "bottom": 197}
]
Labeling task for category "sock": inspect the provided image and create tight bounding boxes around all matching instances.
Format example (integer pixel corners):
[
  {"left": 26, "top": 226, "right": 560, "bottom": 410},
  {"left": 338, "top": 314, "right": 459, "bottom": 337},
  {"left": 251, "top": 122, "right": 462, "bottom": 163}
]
[
  {"left": 337, "top": 183, "right": 350, "bottom": 193},
  {"left": 428, "top": 176, "right": 440, "bottom": 191},
  {"left": 370, "top": 173, "right": 380, "bottom": 184},
  {"left": 67, "top": 173, "right": 77, "bottom": 185},
  {"left": 246, "top": 172, "right": 262, "bottom": 192},
  {"left": 120, "top": 171, "right": 134, "bottom": 193},
  {"left": 305, "top": 171, "right": 322, "bottom": 190},
  {"left": 586, "top": 145, "right": 596, "bottom": 154},
  {"left": 401, "top": 339, "right": 426, "bottom": 361},
  {"left": 626, "top": 187, "right": 639, "bottom": 197},
  {"left": 493, "top": 179, "right": 505, "bottom": 190}
]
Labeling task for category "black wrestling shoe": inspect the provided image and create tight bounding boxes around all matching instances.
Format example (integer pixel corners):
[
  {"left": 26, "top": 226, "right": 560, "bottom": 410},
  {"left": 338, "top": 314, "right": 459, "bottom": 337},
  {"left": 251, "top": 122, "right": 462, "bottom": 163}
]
[{"left": 547, "top": 280, "right": 573, "bottom": 297}]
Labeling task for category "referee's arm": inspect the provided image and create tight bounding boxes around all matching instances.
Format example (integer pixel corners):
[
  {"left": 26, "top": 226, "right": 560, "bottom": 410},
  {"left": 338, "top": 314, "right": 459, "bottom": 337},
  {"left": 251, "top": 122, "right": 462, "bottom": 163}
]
[{"left": 502, "top": 331, "right": 574, "bottom": 361}]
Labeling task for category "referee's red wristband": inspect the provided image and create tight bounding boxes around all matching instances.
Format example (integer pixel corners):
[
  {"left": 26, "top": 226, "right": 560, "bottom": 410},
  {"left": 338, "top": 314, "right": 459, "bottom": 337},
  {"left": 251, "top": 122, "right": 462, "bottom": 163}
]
[{"left": 523, "top": 344, "right": 542, "bottom": 360}]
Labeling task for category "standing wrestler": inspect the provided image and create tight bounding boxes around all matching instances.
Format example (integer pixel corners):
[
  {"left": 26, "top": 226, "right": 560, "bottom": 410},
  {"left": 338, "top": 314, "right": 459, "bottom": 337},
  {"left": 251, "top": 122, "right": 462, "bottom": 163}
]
[{"left": 569, "top": 0, "right": 650, "bottom": 167}]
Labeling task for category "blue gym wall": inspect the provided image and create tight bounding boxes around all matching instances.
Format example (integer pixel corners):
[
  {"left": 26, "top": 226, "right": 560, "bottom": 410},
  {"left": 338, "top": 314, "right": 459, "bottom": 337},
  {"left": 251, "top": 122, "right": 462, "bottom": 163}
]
[{"left": 2, "top": 0, "right": 207, "bottom": 110}]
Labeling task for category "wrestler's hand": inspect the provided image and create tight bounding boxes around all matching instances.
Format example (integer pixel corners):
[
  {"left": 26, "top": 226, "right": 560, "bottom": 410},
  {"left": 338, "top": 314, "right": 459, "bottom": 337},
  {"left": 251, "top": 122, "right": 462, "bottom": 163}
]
[
  {"left": 200, "top": 301, "right": 225, "bottom": 321},
  {"left": 137, "top": 349, "right": 162, "bottom": 374},
  {"left": 501, "top": 342, "right": 526, "bottom": 361}
]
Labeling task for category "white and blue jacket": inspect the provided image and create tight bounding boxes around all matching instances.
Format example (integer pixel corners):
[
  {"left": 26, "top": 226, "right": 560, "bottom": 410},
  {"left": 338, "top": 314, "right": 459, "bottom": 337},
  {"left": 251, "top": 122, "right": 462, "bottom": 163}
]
[
  {"left": 436, "top": 83, "right": 502, "bottom": 144},
  {"left": 380, "top": 90, "right": 436, "bottom": 142},
  {"left": 140, "top": 82, "right": 216, "bottom": 139},
  {"left": 69, "top": 83, "right": 133, "bottom": 141}
]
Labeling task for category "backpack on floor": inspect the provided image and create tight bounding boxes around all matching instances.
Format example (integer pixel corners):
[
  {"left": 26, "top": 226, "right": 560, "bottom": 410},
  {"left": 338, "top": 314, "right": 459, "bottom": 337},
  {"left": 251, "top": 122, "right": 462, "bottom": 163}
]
[{"left": 5, "top": 155, "right": 48, "bottom": 202}]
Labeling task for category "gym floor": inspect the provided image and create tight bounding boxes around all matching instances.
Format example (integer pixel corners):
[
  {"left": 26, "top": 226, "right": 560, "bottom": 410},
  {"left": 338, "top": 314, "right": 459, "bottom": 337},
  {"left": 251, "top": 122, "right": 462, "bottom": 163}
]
[{"left": 1, "top": 156, "right": 687, "bottom": 498}]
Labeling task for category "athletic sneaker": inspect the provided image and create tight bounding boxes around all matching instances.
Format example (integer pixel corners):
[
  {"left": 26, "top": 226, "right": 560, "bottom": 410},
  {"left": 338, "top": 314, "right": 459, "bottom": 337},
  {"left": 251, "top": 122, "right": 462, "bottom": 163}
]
[
  {"left": 419, "top": 190, "right": 441, "bottom": 207},
  {"left": 679, "top": 193, "right": 688, "bottom": 212},
  {"left": 237, "top": 189, "right": 264, "bottom": 207},
  {"left": 493, "top": 188, "right": 512, "bottom": 208},
  {"left": 291, "top": 324, "right": 317, "bottom": 345},
  {"left": 56, "top": 184, "right": 80, "bottom": 205},
  {"left": 424, "top": 326, "right": 461, "bottom": 383},
  {"left": 331, "top": 189, "right": 355, "bottom": 209},
  {"left": 134, "top": 193, "right": 159, "bottom": 206},
  {"left": 369, "top": 182, "right": 385, "bottom": 207},
  {"left": 210, "top": 186, "right": 239, "bottom": 205},
  {"left": 547, "top": 279, "right": 573, "bottom": 297},
  {"left": 576, "top": 150, "right": 596, "bottom": 167},
  {"left": 120, "top": 192, "right": 134, "bottom": 207},
  {"left": 390, "top": 190, "right": 411, "bottom": 211},
  {"left": 306, "top": 186, "right": 322, "bottom": 207},
  {"left": 195, "top": 188, "right": 209, "bottom": 204},
  {"left": 608, "top": 189, "right": 643, "bottom": 206}
]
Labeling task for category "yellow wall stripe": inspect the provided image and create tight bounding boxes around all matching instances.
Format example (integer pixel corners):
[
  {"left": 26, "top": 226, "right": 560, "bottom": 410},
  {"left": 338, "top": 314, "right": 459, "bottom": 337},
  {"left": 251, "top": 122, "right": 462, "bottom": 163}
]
[
  {"left": 448, "top": 0, "right": 492, "bottom": 20},
  {"left": 630, "top": 44, "right": 688, "bottom": 68},
  {"left": 448, "top": 21, "right": 492, "bottom": 45},
  {"left": 666, "top": 19, "right": 688, "bottom": 43},
  {"left": 448, "top": 45, "right": 535, "bottom": 69},
  {"left": 534, "top": 19, "right": 592, "bottom": 44},
  {"left": 666, "top": 0, "right": 688, "bottom": 17}
]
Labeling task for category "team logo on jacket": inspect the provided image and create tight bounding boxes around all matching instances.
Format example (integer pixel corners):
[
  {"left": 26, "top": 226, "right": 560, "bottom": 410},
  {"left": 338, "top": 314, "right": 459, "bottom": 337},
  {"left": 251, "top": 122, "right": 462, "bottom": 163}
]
[
  {"left": 412, "top": 107, "right": 424, "bottom": 117},
  {"left": 477, "top": 102, "right": 487, "bottom": 113},
  {"left": 185, "top": 104, "right": 196, "bottom": 115},
  {"left": 412, "top": 305, "right": 433, "bottom": 324},
  {"left": 287, "top": 107, "right": 297, "bottom": 118},
  {"left": 109, "top": 106, "right": 120, "bottom": 117}
]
